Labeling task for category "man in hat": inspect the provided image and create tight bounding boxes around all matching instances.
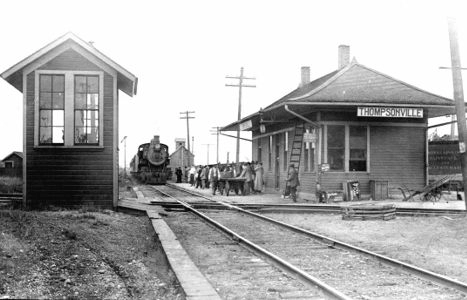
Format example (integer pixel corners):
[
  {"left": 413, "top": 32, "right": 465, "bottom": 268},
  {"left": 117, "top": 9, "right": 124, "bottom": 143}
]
[
  {"left": 286, "top": 164, "right": 300, "bottom": 202},
  {"left": 209, "top": 163, "right": 221, "bottom": 195}
]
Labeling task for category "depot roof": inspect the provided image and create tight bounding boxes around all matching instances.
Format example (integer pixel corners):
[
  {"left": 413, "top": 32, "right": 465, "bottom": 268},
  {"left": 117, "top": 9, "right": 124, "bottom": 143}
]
[{"left": 221, "top": 60, "right": 455, "bottom": 131}]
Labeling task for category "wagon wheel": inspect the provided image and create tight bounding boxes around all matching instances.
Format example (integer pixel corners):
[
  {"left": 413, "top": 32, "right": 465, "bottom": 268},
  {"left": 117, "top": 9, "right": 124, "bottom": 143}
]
[
  {"left": 432, "top": 188, "right": 442, "bottom": 202},
  {"left": 423, "top": 190, "right": 441, "bottom": 203},
  {"left": 423, "top": 192, "right": 434, "bottom": 202}
]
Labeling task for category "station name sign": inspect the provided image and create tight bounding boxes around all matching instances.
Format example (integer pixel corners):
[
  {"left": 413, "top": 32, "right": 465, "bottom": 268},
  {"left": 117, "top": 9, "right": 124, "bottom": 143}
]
[{"left": 357, "top": 107, "right": 423, "bottom": 118}]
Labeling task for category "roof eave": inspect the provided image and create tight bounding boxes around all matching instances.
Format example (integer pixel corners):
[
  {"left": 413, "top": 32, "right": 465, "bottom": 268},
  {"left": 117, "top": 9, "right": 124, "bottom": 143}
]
[{"left": 1, "top": 32, "right": 138, "bottom": 97}]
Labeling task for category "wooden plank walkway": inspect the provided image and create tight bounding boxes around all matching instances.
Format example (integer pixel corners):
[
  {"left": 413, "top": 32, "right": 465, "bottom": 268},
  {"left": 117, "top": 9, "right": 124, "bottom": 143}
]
[{"left": 118, "top": 196, "right": 220, "bottom": 300}]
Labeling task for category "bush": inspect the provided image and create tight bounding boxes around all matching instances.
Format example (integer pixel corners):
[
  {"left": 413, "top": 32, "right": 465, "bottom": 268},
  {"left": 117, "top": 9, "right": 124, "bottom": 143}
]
[{"left": 0, "top": 176, "right": 22, "bottom": 193}]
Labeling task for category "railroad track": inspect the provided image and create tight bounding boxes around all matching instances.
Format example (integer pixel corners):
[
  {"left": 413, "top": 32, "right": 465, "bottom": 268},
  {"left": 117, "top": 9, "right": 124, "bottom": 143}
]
[
  {"left": 151, "top": 200, "right": 466, "bottom": 217},
  {"left": 152, "top": 184, "right": 467, "bottom": 299}
]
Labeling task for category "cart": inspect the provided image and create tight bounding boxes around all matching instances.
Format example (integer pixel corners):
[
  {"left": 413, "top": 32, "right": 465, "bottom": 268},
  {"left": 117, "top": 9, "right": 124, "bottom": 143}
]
[
  {"left": 398, "top": 174, "right": 456, "bottom": 202},
  {"left": 218, "top": 177, "right": 246, "bottom": 196}
]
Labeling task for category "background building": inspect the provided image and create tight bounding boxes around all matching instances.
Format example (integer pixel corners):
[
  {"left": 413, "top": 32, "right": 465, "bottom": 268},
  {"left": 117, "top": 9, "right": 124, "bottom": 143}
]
[
  {"left": 169, "top": 138, "right": 195, "bottom": 171},
  {"left": 0, "top": 151, "right": 23, "bottom": 178}
]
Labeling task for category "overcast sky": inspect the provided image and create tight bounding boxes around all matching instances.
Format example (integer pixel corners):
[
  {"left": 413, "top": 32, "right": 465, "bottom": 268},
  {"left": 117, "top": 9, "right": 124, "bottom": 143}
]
[{"left": 0, "top": 0, "right": 466, "bottom": 166}]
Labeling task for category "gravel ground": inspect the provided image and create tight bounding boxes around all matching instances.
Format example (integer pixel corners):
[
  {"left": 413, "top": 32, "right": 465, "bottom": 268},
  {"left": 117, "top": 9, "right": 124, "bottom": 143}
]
[
  {"left": 262, "top": 213, "right": 467, "bottom": 284},
  {"left": 163, "top": 210, "right": 325, "bottom": 299},
  {"left": 199, "top": 210, "right": 465, "bottom": 300},
  {"left": 0, "top": 209, "right": 183, "bottom": 299}
]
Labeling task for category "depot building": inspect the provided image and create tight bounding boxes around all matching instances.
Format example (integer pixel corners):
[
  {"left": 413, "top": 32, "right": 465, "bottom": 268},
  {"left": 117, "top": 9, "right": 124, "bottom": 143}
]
[{"left": 220, "top": 45, "right": 455, "bottom": 201}]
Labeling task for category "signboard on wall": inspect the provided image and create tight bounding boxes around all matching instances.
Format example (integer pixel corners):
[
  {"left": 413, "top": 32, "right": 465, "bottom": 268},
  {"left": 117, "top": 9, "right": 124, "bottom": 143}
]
[
  {"left": 303, "top": 132, "right": 317, "bottom": 143},
  {"left": 428, "top": 141, "right": 461, "bottom": 175},
  {"left": 357, "top": 107, "right": 423, "bottom": 118}
]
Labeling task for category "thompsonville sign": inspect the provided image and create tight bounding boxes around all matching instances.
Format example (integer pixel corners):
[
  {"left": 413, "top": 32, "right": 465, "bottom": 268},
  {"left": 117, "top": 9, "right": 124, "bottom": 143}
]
[{"left": 357, "top": 107, "right": 423, "bottom": 118}]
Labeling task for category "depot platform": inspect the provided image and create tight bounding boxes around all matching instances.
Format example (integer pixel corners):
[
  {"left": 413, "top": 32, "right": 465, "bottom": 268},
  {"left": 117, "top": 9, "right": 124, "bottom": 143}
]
[{"left": 166, "top": 182, "right": 467, "bottom": 211}]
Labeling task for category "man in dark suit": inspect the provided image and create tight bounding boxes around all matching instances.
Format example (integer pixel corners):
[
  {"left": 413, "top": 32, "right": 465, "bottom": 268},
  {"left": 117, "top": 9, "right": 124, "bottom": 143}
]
[{"left": 286, "top": 164, "right": 299, "bottom": 202}]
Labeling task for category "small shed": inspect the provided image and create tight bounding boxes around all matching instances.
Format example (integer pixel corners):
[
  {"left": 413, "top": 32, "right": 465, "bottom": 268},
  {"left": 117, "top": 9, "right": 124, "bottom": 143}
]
[
  {"left": 0, "top": 151, "right": 23, "bottom": 178},
  {"left": 1, "top": 32, "right": 138, "bottom": 209},
  {"left": 220, "top": 45, "right": 455, "bottom": 201}
]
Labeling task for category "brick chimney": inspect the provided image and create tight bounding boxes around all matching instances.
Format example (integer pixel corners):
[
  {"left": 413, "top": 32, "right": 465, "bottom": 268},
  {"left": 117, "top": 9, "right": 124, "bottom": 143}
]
[
  {"left": 300, "top": 66, "right": 310, "bottom": 87},
  {"left": 338, "top": 45, "right": 350, "bottom": 69}
]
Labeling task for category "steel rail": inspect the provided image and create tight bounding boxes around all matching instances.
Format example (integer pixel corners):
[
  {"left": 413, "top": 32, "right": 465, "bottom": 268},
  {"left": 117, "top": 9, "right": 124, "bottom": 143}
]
[
  {"left": 166, "top": 183, "right": 467, "bottom": 294},
  {"left": 153, "top": 186, "right": 352, "bottom": 300},
  {"left": 153, "top": 198, "right": 466, "bottom": 217}
]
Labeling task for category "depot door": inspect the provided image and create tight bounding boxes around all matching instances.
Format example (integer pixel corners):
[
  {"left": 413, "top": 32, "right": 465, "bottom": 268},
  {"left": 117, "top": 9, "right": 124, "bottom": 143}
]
[{"left": 275, "top": 144, "right": 280, "bottom": 189}]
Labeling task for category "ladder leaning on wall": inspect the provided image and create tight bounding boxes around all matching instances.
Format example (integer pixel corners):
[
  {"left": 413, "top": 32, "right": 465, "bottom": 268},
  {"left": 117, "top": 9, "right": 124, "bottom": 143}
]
[{"left": 288, "top": 123, "right": 305, "bottom": 171}]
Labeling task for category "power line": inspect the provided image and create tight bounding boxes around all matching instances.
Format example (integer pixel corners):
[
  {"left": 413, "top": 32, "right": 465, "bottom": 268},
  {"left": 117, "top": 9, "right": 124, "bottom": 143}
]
[{"left": 226, "top": 67, "right": 256, "bottom": 163}]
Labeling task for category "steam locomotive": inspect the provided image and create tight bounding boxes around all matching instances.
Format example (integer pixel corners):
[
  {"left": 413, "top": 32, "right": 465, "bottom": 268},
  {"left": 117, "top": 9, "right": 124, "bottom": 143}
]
[{"left": 130, "top": 135, "right": 170, "bottom": 184}]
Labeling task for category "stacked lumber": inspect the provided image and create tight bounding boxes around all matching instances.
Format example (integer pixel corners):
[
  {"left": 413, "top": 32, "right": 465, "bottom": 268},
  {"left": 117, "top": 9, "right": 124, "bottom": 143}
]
[{"left": 342, "top": 204, "right": 396, "bottom": 220}]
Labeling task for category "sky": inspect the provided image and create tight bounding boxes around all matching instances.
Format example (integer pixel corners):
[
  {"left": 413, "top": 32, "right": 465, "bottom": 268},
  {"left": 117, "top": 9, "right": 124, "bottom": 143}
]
[{"left": 0, "top": 0, "right": 466, "bottom": 166}]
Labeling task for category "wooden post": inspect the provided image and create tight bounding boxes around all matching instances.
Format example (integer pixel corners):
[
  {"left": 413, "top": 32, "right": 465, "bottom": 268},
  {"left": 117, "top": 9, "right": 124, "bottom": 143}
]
[
  {"left": 120, "top": 136, "right": 127, "bottom": 178},
  {"left": 226, "top": 67, "right": 256, "bottom": 163},
  {"left": 180, "top": 111, "right": 195, "bottom": 163},
  {"left": 447, "top": 18, "right": 467, "bottom": 207},
  {"left": 211, "top": 126, "right": 220, "bottom": 163}
]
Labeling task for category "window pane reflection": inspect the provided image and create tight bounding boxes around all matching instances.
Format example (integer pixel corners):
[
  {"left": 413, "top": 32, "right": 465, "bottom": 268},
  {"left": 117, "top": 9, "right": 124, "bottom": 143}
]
[{"left": 327, "top": 125, "right": 345, "bottom": 171}]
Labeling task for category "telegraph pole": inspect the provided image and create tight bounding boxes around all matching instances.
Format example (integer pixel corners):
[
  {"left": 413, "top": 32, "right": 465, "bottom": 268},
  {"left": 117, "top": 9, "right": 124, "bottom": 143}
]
[
  {"left": 210, "top": 126, "right": 221, "bottom": 163},
  {"left": 226, "top": 67, "right": 256, "bottom": 163},
  {"left": 180, "top": 111, "right": 195, "bottom": 161},
  {"left": 202, "top": 143, "right": 213, "bottom": 165},
  {"left": 447, "top": 18, "right": 467, "bottom": 207}
]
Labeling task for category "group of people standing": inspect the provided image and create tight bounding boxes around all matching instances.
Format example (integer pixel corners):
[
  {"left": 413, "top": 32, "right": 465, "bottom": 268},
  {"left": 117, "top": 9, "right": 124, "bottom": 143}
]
[
  {"left": 175, "top": 162, "right": 298, "bottom": 201},
  {"left": 176, "top": 161, "right": 265, "bottom": 196},
  {"left": 237, "top": 161, "right": 264, "bottom": 195}
]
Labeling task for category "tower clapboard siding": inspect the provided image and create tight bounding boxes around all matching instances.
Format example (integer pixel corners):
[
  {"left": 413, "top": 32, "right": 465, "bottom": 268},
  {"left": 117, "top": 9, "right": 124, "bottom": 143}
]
[{"left": 1, "top": 33, "right": 138, "bottom": 209}]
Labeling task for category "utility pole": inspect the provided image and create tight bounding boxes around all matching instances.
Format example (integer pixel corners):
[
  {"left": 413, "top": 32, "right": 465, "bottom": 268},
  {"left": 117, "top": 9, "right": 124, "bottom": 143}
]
[
  {"left": 202, "top": 143, "right": 214, "bottom": 165},
  {"left": 210, "top": 127, "right": 221, "bottom": 163},
  {"left": 447, "top": 18, "right": 467, "bottom": 207},
  {"left": 120, "top": 136, "right": 127, "bottom": 178},
  {"left": 180, "top": 111, "right": 195, "bottom": 159},
  {"left": 226, "top": 67, "right": 256, "bottom": 163}
]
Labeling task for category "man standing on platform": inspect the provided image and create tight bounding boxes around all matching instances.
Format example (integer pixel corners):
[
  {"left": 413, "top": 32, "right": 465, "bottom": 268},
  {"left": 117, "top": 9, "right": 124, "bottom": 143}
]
[
  {"left": 286, "top": 164, "right": 300, "bottom": 202},
  {"left": 175, "top": 167, "right": 182, "bottom": 183},
  {"left": 209, "top": 163, "right": 221, "bottom": 195}
]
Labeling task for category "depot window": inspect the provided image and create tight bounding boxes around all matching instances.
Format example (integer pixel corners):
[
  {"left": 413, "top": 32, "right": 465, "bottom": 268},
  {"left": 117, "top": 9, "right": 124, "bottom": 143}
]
[
  {"left": 324, "top": 124, "right": 369, "bottom": 172},
  {"left": 35, "top": 71, "right": 103, "bottom": 148}
]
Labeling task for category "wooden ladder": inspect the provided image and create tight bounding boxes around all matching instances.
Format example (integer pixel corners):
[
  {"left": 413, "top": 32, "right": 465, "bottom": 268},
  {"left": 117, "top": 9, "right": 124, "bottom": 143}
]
[{"left": 288, "top": 123, "right": 305, "bottom": 171}]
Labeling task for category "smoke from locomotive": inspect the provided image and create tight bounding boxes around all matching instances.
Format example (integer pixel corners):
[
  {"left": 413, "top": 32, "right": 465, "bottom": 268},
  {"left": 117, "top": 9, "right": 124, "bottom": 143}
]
[{"left": 130, "top": 135, "right": 170, "bottom": 184}]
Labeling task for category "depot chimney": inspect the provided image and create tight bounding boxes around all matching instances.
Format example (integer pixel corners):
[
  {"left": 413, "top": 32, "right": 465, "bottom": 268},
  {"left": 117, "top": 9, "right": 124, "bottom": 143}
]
[
  {"left": 338, "top": 45, "right": 350, "bottom": 69},
  {"left": 300, "top": 66, "right": 310, "bottom": 87}
]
